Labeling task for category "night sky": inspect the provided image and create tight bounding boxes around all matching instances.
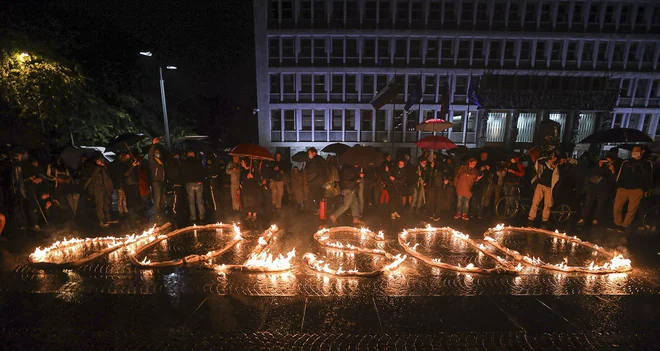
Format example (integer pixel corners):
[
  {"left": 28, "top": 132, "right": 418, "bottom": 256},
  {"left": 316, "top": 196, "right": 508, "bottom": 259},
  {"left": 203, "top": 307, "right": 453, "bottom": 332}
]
[{"left": 2, "top": 0, "right": 257, "bottom": 143}]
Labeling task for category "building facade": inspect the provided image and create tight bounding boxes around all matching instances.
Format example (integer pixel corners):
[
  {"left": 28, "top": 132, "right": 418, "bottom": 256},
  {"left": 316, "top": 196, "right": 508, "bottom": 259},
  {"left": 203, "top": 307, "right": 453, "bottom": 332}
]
[{"left": 254, "top": 0, "right": 660, "bottom": 159}]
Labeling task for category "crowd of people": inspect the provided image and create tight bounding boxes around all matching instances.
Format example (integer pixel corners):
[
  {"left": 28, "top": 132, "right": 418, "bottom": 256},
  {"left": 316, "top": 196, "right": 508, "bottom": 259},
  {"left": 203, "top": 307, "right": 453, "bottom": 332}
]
[{"left": 0, "top": 138, "right": 658, "bottom": 242}]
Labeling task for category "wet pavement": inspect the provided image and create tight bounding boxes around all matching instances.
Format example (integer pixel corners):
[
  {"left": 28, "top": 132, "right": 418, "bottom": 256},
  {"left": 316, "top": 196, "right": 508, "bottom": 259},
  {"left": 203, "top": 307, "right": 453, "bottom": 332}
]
[{"left": 1, "top": 208, "right": 659, "bottom": 349}]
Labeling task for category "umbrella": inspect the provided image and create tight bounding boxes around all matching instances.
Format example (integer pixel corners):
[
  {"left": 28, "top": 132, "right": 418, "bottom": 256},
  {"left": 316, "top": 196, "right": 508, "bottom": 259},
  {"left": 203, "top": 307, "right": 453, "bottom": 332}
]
[
  {"left": 447, "top": 145, "right": 469, "bottom": 154},
  {"left": 107, "top": 133, "right": 147, "bottom": 152},
  {"left": 462, "top": 147, "right": 516, "bottom": 162},
  {"left": 416, "top": 136, "right": 457, "bottom": 150},
  {"left": 415, "top": 119, "right": 453, "bottom": 132},
  {"left": 578, "top": 128, "right": 653, "bottom": 144},
  {"left": 175, "top": 135, "right": 208, "bottom": 142},
  {"left": 650, "top": 140, "right": 660, "bottom": 154},
  {"left": 175, "top": 136, "right": 213, "bottom": 153},
  {"left": 60, "top": 146, "right": 111, "bottom": 169},
  {"left": 322, "top": 143, "right": 350, "bottom": 155},
  {"left": 340, "top": 145, "right": 384, "bottom": 167},
  {"left": 291, "top": 151, "right": 309, "bottom": 163},
  {"left": 229, "top": 144, "right": 274, "bottom": 161}
]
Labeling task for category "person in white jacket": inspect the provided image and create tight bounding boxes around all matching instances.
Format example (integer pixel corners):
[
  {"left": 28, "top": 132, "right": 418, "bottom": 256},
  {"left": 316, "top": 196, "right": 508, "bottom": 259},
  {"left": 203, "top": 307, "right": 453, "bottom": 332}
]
[{"left": 528, "top": 152, "right": 560, "bottom": 225}]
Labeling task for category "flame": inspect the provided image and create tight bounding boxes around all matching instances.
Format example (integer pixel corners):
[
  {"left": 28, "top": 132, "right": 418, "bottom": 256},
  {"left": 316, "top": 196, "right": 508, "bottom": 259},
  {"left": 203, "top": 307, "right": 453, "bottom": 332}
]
[
  {"left": 141, "top": 256, "right": 151, "bottom": 265},
  {"left": 244, "top": 248, "right": 296, "bottom": 271}
]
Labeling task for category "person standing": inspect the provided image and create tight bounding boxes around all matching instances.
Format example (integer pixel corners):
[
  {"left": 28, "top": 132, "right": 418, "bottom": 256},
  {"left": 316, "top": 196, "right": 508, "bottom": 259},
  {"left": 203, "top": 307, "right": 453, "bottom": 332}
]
[
  {"left": 206, "top": 152, "right": 224, "bottom": 222},
  {"left": 226, "top": 156, "right": 242, "bottom": 212},
  {"left": 473, "top": 152, "right": 494, "bottom": 218},
  {"left": 412, "top": 158, "right": 432, "bottom": 214},
  {"left": 121, "top": 153, "right": 140, "bottom": 217},
  {"left": 304, "top": 147, "right": 326, "bottom": 213},
  {"left": 85, "top": 155, "right": 114, "bottom": 227},
  {"left": 578, "top": 156, "right": 616, "bottom": 226},
  {"left": 109, "top": 155, "right": 128, "bottom": 217},
  {"left": 183, "top": 150, "right": 206, "bottom": 223},
  {"left": 528, "top": 153, "right": 560, "bottom": 226},
  {"left": 267, "top": 152, "right": 285, "bottom": 210},
  {"left": 165, "top": 152, "right": 184, "bottom": 220},
  {"left": 503, "top": 157, "right": 525, "bottom": 197},
  {"left": 454, "top": 158, "right": 482, "bottom": 220},
  {"left": 290, "top": 166, "right": 305, "bottom": 210},
  {"left": 610, "top": 146, "right": 653, "bottom": 233},
  {"left": 148, "top": 137, "right": 166, "bottom": 219},
  {"left": 240, "top": 159, "right": 261, "bottom": 221}
]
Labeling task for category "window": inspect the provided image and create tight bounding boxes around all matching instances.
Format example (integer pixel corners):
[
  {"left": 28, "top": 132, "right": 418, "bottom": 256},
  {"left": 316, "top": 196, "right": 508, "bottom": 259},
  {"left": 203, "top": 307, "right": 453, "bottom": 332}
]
[
  {"left": 410, "top": 38, "right": 422, "bottom": 60},
  {"left": 411, "top": 1, "right": 423, "bottom": 24},
  {"left": 486, "top": 112, "right": 506, "bottom": 142},
  {"left": 550, "top": 41, "right": 562, "bottom": 61},
  {"left": 376, "top": 74, "right": 388, "bottom": 90},
  {"left": 281, "top": 0, "right": 293, "bottom": 20},
  {"left": 313, "top": 1, "right": 325, "bottom": 22},
  {"left": 516, "top": 112, "right": 536, "bottom": 142},
  {"left": 426, "top": 39, "right": 438, "bottom": 62},
  {"left": 454, "top": 76, "right": 468, "bottom": 95},
  {"left": 407, "top": 75, "right": 420, "bottom": 96},
  {"left": 314, "top": 109, "right": 325, "bottom": 130},
  {"left": 361, "top": 109, "right": 373, "bottom": 131},
  {"left": 314, "top": 38, "right": 325, "bottom": 60},
  {"left": 490, "top": 40, "right": 501, "bottom": 61},
  {"left": 331, "top": 37, "right": 343, "bottom": 58},
  {"left": 271, "top": 110, "right": 282, "bottom": 131},
  {"left": 362, "top": 74, "right": 375, "bottom": 95},
  {"left": 268, "top": 1, "right": 279, "bottom": 22},
  {"left": 346, "top": 38, "right": 358, "bottom": 59},
  {"left": 363, "top": 37, "right": 376, "bottom": 59},
  {"left": 331, "top": 1, "right": 344, "bottom": 22},
  {"left": 346, "top": 0, "right": 358, "bottom": 22},
  {"left": 641, "top": 114, "right": 652, "bottom": 133},
  {"left": 301, "top": 110, "right": 312, "bottom": 130},
  {"left": 577, "top": 113, "right": 596, "bottom": 141},
  {"left": 406, "top": 111, "right": 419, "bottom": 131},
  {"left": 627, "top": 113, "right": 641, "bottom": 129},
  {"left": 300, "top": 38, "right": 312, "bottom": 59},
  {"left": 346, "top": 74, "right": 357, "bottom": 93},
  {"left": 635, "top": 79, "right": 649, "bottom": 98},
  {"left": 301, "top": 74, "right": 312, "bottom": 93},
  {"left": 346, "top": 110, "right": 356, "bottom": 130},
  {"left": 270, "top": 74, "right": 280, "bottom": 94},
  {"left": 566, "top": 41, "right": 578, "bottom": 61},
  {"left": 331, "top": 74, "right": 343, "bottom": 94},
  {"left": 395, "top": 38, "right": 407, "bottom": 59},
  {"left": 268, "top": 38, "right": 280, "bottom": 60},
  {"left": 332, "top": 109, "right": 343, "bottom": 130},
  {"left": 379, "top": 1, "right": 391, "bottom": 21},
  {"left": 300, "top": 0, "right": 312, "bottom": 21},
  {"left": 364, "top": 0, "right": 377, "bottom": 20},
  {"left": 467, "top": 111, "right": 476, "bottom": 132},
  {"left": 452, "top": 112, "right": 463, "bottom": 132},
  {"left": 283, "top": 74, "right": 295, "bottom": 93},
  {"left": 376, "top": 110, "right": 386, "bottom": 131},
  {"left": 396, "top": 2, "right": 409, "bottom": 24},
  {"left": 424, "top": 74, "right": 435, "bottom": 94},
  {"left": 377, "top": 38, "right": 389, "bottom": 61},
  {"left": 441, "top": 39, "right": 452, "bottom": 61},
  {"left": 284, "top": 110, "right": 295, "bottom": 130},
  {"left": 458, "top": 39, "right": 470, "bottom": 59},
  {"left": 314, "top": 75, "right": 326, "bottom": 94},
  {"left": 282, "top": 38, "right": 295, "bottom": 59}
]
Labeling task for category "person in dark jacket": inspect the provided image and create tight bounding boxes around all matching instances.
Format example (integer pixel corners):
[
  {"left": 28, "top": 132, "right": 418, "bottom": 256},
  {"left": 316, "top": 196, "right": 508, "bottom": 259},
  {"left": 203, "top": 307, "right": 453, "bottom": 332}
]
[
  {"left": 206, "top": 152, "right": 224, "bottom": 221},
  {"left": 329, "top": 165, "right": 364, "bottom": 225},
  {"left": 148, "top": 137, "right": 166, "bottom": 219},
  {"left": 412, "top": 158, "right": 432, "bottom": 214},
  {"left": 109, "top": 155, "right": 128, "bottom": 216},
  {"left": 610, "top": 146, "right": 653, "bottom": 232},
  {"left": 240, "top": 159, "right": 261, "bottom": 221},
  {"left": 304, "top": 147, "right": 326, "bottom": 213},
  {"left": 183, "top": 150, "right": 206, "bottom": 222},
  {"left": 85, "top": 155, "right": 114, "bottom": 227},
  {"left": 578, "top": 156, "right": 616, "bottom": 226},
  {"left": 473, "top": 152, "right": 495, "bottom": 218},
  {"left": 165, "top": 152, "right": 184, "bottom": 219}
]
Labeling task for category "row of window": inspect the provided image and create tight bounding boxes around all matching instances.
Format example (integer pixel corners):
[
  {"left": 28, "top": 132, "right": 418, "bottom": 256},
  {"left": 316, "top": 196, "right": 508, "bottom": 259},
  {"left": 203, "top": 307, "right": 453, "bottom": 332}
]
[
  {"left": 268, "top": 73, "right": 660, "bottom": 107},
  {"left": 268, "top": 36, "right": 660, "bottom": 70},
  {"left": 267, "top": 0, "right": 660, "bottom": 32}
]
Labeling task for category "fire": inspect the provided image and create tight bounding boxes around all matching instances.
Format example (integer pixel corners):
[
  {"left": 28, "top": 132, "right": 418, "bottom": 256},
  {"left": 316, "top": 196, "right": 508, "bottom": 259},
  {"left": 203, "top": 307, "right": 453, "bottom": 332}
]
[{"left": 244, "top": 248, "right": 296, "bottom": 271}]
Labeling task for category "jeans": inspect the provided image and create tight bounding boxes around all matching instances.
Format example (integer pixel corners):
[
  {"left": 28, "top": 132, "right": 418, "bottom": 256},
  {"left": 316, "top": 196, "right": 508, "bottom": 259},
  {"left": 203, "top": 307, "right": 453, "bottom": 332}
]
[
  {"left": 270, "top": 180, "right": 284, "bottom": 209},
  {"left": 186, "top": 182, "right": 205, "bottom": 221},
  {"left": 582, "top": 188, "right": 609, "bottom": 222},
  {"left": 332, "top": 188, "right": 359, "bottom": 219},
  {"left": 613, "top": 188, "right": 643, "bottom": 228},
  {"left": 230, "top": 183, "right": 240, "bottom": 211},
  {"left": 456, "top": 195, "right": 470, "bottom": 215},
  {"left": 529, "top": 184, "right": 553, "bottom": 222}
]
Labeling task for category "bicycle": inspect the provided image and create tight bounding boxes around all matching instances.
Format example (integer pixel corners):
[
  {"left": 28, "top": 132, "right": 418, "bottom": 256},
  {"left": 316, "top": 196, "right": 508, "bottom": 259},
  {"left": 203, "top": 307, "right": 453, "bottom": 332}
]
[{"left": 495, "top": 187, "right": 573, "bottom": 223}]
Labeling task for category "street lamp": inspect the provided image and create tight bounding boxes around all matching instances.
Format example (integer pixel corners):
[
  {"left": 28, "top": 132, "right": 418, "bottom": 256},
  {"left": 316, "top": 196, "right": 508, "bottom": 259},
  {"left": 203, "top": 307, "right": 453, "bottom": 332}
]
[{"left": 139, "top": 51, "right": 176, "bottom": 147}]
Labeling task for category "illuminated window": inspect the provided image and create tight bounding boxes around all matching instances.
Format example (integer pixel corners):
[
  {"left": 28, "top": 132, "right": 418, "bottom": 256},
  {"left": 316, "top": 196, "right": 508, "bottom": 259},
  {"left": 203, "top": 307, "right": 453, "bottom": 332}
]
[{"left": 486, "top": 112, "right": 506, "bottom": 142}]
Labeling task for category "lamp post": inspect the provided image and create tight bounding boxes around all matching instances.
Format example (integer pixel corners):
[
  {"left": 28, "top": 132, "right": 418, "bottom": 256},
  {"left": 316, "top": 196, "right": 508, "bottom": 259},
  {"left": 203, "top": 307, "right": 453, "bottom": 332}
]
[{"left": 139, "top": 51, "right": 176, "bottom": 147}]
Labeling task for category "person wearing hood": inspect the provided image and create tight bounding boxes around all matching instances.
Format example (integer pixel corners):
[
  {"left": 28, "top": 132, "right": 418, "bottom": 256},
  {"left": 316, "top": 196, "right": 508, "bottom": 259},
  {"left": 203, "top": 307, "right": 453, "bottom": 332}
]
[
  {"left": 183, "top": 150, "right": 206, "bottom": 223},
  {"left": 148, "top": 137, "right": 166, "bottom": 219},
  {"left": 528, "top": 152, "right": 560, "bottom": 225},
  {"left": 610, "top": 146, "right": 653, "bottom": 232}
]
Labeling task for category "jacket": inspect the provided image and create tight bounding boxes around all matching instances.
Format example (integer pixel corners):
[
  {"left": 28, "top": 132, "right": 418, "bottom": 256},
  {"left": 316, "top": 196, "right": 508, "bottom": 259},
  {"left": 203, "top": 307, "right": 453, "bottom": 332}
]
[
  {"left": 305, "top": 155, "right": 326, "bottom": 185},
  {"left": 148, "top": 145, "right": 165, "bottom": 182},
  {"left": 340, "top": 165, "right": 359, "bottom": 190},
  {"left": 616, "top": 158, "right": 653, "bottom": 191},
  {"left": 165, "top": 159, "right": 183, "bottom": 185},
  {"left": 182, "top": 158, "right": 206, "bottom": 183},
  {"left": 454, "top": 165, "right": 480, "bottom": 198},
  {"left": 504, "top": 159, "right": 525, "bottom": 184},
  {"left": 226, "top": 161, "right": 241, "bottom": 186},
  {"left": 531, "top": 158, "right": 560, "bottom": 190}
]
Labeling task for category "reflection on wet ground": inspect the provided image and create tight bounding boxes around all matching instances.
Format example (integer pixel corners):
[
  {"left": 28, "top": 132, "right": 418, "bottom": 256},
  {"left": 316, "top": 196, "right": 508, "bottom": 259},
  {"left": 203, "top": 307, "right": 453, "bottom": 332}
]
[{"left": 1, "top": 208, "right": 659, "bottom": 349}]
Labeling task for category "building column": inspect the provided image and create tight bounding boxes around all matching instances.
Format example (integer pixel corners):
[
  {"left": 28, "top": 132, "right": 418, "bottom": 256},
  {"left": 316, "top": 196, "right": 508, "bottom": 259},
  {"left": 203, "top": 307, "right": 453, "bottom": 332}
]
[
  {"left": 476, "top": 109, "right": 488, "bottom": 148},
  {"left": 565, "top": 111, "right": 581, "bottom": 155},
  {"left": 504, "top": 110, "right": 519, "bottom": 150}
]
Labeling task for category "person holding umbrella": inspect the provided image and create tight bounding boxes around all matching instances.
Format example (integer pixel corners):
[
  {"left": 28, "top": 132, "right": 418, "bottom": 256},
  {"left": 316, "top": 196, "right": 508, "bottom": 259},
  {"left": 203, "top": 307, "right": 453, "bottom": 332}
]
[
  {"left": 226, "top": 155, "right": 242, "bottom": 212},
  {"left": 240, "top": 158, "right": 261, "bottom": 222},
  {"left": 84, "top": 154, "right": 114, "bottom": 227},
  {"left": 183, "top": 150, "right": 206, "bottom": 223}
]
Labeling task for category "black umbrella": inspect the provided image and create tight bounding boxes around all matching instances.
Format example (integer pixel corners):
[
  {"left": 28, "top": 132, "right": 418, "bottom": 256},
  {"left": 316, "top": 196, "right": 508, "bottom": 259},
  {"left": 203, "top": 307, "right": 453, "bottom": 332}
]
[
  {"left": 60, "top": 146, "right": 110, "bottom": 169},
  {"left": 322, "top": 143, "right": 350, "bottom": 155},
  {"left": 291, "top": 151, "right": 309, "bottom": 163},
  {"left": 651, "top": 140, "right": 660, "bottom": 154},
  {"left": 578, "top": 128, "right": 653, "bottom": 144},
  {"left": 107, "top": 133, "right": 147, "bottom": 152},
  {"left": 340, "top": 145, "right": 384, "bottom": 167}
]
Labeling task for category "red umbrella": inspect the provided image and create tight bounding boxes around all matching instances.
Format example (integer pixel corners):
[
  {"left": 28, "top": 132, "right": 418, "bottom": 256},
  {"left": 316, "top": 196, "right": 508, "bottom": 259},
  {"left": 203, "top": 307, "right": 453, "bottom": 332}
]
[
  {"left": 228, "top": 144, "right": 274, "bottom": 161},
  {"left": 416, "top": 136, "right": 457, "bottom": 150},
  {"left": 415, "top": 119, "right": 453, "bottom": 132}
]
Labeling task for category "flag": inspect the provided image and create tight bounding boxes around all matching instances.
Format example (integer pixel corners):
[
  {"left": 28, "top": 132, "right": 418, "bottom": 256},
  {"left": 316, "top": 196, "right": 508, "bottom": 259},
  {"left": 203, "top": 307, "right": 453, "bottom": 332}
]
[
  {"left": 370, "top": 77, "right": 399, "bottom": 110},
  {"left": 468, "top": 81, "right": 483, "bottom": 108},
  {"left": 404, "top": 78, "right": 422, "bottom": 111},
  {"left": 438, "top": 82, "right": 450, "bottom": 119}
]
